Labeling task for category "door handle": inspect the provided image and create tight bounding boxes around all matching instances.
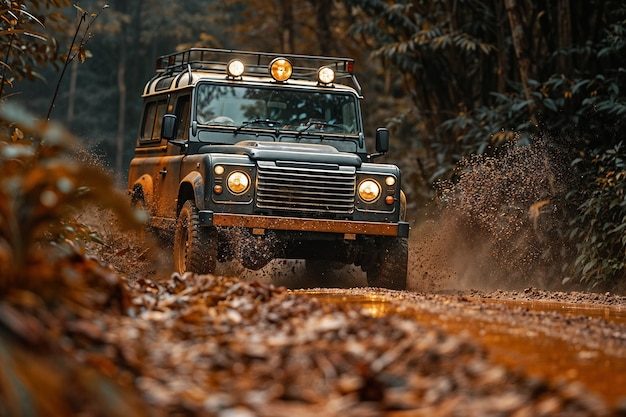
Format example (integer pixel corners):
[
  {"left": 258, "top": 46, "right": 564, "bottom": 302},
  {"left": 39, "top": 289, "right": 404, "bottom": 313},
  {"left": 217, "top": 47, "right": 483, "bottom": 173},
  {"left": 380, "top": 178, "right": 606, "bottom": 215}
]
[{"left": 159, "top": 169, "right": 167, "bottom": 176}]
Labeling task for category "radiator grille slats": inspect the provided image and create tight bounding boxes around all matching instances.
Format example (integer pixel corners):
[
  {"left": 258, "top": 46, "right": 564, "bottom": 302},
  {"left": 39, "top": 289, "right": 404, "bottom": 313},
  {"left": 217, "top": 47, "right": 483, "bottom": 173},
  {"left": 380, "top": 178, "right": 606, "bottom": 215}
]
[{"left": 256, "top": 161, "right": 355, "bottom": 215}]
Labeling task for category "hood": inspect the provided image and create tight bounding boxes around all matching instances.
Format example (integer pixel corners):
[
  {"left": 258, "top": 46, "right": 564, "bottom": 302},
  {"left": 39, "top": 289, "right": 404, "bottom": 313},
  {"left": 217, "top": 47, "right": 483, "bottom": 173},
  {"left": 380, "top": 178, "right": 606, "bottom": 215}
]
[{"left": 200, "top": 140, "right": 363, "bottom": 167}]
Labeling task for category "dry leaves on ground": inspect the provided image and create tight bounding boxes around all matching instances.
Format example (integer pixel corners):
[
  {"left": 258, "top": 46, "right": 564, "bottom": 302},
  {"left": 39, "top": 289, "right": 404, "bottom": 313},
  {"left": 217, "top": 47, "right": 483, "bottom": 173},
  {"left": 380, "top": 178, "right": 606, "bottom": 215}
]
[{"left": 0, "top": 252, "right": 613, "bottom": 416}]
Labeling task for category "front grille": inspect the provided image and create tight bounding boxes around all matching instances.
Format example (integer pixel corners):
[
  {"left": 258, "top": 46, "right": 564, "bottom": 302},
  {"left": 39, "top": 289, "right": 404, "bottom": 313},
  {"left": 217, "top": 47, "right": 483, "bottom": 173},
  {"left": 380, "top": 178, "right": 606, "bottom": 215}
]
[{"left": 256, "top": 161, "right": 356, "bottom": 216}]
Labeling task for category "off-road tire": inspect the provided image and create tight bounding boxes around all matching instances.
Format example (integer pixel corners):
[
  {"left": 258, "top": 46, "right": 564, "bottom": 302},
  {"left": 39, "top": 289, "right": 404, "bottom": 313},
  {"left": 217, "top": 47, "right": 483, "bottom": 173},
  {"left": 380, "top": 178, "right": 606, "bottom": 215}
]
[
  {"left": 366, "top": 237, "right": 408, "bottom": 290},
  {"left": 174, "top": 200, "right": 217, "bottom": 274}
]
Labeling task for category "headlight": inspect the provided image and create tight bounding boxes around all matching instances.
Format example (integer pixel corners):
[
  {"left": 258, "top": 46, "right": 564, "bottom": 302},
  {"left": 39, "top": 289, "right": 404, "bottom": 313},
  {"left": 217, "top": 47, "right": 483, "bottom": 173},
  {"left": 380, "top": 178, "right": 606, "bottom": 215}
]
[
  {"left": 227, "top": 171, "right": 250, "bottom": 194},
  {"left": 358, "top": 179, "right": 381, "bottom": 202}
]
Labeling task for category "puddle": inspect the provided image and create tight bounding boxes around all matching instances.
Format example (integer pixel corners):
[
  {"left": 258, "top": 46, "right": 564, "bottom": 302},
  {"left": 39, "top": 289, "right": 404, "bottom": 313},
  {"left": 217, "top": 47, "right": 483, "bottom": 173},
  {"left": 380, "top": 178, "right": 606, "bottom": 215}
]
[
  {"left": 470, "top": 297, "right": 626, "bottom": 325},
  {"left": 298, "top": 290, "right": 626, "bottom": 407}
]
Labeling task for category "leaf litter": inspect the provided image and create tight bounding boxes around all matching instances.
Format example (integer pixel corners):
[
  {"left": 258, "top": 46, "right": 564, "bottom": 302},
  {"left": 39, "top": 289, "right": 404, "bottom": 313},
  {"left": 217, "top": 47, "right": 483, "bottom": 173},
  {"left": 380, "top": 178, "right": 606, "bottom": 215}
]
[{"left": 0, "top": 244, "right": 618, "bottom": 416}]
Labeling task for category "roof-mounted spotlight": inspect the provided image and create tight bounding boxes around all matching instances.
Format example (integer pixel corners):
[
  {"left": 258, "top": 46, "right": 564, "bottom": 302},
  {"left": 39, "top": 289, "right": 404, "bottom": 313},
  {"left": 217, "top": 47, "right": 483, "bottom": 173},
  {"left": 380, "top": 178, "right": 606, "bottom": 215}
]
[
  {"left": 317, "top": 66, "right": 335, "bottom": 85},
  {"left": 269, "top": 58, "right": 293, "bottom": 82},
  {"left": 226, "top": 59, "right": 245, "bottom": 78}
]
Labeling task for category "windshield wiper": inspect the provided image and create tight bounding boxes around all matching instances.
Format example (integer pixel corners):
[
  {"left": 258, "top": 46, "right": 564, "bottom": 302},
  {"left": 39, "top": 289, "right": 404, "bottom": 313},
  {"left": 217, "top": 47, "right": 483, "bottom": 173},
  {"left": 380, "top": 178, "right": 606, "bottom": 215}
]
[
  {"left": 235, "top": 118, "right": 282, "bottom": 134},
  {"left": 297, "top": 119, "right": 346, "bottom": 133}
]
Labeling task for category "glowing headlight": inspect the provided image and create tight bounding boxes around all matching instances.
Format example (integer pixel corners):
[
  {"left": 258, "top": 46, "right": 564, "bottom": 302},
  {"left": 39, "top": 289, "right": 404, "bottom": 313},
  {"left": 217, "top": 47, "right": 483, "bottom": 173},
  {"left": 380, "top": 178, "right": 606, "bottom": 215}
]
[
  {"left": 227, "top": 171, "right": 250, "bottom": 194},
  {"left": 358, "top": 179, "right": 381, "bottom": 202},
  {"left": 226, "top": 59, "right": 245, "bottom": 77},
  {"left": 317, "top": 67, "right": 335, "bottom": 84},
  {"left": 269, "top": 58, "right": 293, "bottom": 82}
]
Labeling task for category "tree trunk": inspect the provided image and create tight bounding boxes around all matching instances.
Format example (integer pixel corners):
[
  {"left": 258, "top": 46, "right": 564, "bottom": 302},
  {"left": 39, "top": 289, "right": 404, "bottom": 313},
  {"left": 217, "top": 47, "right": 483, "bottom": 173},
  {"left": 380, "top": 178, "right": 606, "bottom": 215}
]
[
  {"left": 314, "top": 0, "right": 333, "bottom": 55},
  {"left": 504, "top": 0, "right": 537, "bottom": 123},
  {"left": 115, "top": 1, "right": 128, "bottom": 177},
  {"left": 556, "top": 0, "right": 572, "bottom": 75},
  {"left": 494, "top": 0, "right": 507, "bottom": 93},
  {"left": 280, "top": 0, "right": 294, "bottom": 53}
]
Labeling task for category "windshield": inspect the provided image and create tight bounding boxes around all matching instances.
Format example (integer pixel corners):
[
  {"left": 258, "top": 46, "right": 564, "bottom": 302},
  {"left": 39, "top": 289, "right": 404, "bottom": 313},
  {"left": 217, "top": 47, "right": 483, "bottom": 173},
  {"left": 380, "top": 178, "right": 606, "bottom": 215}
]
[{"left": 195, "top": 84, "right": 360, "bottom": 134}]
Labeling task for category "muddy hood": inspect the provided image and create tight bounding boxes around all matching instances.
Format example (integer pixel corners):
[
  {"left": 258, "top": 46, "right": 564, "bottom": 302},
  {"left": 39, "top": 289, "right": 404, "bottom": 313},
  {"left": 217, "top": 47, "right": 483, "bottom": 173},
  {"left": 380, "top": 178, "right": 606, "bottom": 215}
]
[{"left": 201, "top": 140, "right": 363, "bottom": 167}]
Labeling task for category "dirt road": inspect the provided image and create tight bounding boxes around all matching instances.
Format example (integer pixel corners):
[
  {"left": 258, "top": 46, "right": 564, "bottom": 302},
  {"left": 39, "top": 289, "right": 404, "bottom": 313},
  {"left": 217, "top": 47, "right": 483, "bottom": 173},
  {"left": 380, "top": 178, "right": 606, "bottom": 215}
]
[
  {"left": 112, "top": 273, "right": 626, "bottom": 416},
  {"left": 299, "top": 287, "right": 626, "bottom": 411},
  {"left": 70, "top": 213, "right": 626, "bottom": 416}
]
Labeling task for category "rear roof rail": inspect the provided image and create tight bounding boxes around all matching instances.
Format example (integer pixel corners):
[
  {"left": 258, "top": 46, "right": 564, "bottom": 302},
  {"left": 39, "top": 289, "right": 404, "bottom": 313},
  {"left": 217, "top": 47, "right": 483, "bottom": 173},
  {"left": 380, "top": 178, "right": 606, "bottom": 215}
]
[{"left": 154, "top": 48, "right": 361, "bottom": 94}]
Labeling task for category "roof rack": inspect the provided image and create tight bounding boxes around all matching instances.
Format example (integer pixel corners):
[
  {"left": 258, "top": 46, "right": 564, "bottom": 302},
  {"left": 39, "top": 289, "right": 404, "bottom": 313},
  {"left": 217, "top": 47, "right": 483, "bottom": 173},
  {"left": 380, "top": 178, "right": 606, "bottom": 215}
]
[{"left": 154, "top": 48, "right": 361, "bottom": 94}]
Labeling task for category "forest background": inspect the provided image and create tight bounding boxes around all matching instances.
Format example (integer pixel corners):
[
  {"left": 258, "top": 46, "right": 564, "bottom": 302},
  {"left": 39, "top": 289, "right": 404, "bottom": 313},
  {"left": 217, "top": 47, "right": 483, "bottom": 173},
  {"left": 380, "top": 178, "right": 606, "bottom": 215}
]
[{"left": 1, "top": 0, "right": 625, "bottom": 291}]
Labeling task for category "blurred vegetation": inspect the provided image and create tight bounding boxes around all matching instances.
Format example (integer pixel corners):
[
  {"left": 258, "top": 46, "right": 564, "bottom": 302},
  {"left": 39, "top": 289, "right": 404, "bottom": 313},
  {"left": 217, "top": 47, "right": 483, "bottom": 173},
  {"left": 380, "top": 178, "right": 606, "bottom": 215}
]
[
  {"left": 0, "top": 5, "right": 147, "bottom": 413},
  {"left": 0, "top": 103, "right": 146, "bottom": 415},
  {"left": 0, "top": 104, "right": 141, "bottom": 284},
  {"left": 2, "top": 0, "right": 625, "bottom": 289}
]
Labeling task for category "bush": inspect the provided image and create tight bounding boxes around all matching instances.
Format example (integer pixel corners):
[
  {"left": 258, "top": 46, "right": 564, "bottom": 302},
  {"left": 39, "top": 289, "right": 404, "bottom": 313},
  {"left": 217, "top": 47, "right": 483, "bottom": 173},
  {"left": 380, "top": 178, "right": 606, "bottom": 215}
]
[
  {"left": 0, "top": 104, "right": 143, "bottom": 290},
  {"left": 566, "top": 142, "right": 626, "bottom": 288}
]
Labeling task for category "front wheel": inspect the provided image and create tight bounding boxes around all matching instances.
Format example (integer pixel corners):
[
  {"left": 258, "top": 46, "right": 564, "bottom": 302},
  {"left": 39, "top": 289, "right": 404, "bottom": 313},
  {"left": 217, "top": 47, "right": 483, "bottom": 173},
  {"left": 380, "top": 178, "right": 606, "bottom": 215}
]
[
  {"left": 366, "top": 237, "right": 408, "bottom": 290},
  {"left": 174, "top": 200, "right": 217, "bottom": 274}
]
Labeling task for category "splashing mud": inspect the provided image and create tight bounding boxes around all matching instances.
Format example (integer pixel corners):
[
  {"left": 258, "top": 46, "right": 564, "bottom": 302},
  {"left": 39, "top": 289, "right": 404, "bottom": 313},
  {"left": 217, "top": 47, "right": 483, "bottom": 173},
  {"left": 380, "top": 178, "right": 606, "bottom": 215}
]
[{"left": 409, "top": 138, "right": 574, "bottom": 292}]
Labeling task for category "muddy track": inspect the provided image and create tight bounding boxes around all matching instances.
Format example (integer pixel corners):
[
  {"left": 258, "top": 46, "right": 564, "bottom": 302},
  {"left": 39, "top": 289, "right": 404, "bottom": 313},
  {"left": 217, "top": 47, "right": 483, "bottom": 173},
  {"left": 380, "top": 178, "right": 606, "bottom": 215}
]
[
  {"left": 81, "top": 211, "right": 626, "bottom": 415},
  {"left": 299, "top": 287, "right": 626, "bottom": 410}
]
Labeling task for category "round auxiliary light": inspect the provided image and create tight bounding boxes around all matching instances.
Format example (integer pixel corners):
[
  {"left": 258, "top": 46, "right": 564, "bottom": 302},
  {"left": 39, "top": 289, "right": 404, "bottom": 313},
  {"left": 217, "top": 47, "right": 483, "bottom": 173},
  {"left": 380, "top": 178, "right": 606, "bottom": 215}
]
[
  {"left": 227, "top": 171, "right": 250, "bottom": 194},
  {"left": 317, "top": 66, "right": 335, "bottom": 84},
  {"left": 269, "top": 58, "right": 293, "bottom": 82},
  {"left": 358, "top": 179, "right": 381, "bottom": 203},
  {"left": 385, "top": 176, "right": 396, "bottom": 186},
  {"left": 214, "top": 165, "right": 225, "bottom": 175},
  {"left": 226, "top": 59, "right": 245, "bottom": 77}
]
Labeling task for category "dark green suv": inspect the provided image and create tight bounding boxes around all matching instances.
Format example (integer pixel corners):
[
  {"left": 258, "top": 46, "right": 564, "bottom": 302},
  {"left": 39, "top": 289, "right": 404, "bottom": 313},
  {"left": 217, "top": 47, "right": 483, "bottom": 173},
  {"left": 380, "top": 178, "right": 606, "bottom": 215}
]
[{"left": 127, "top": 48, "right": 409, "bottom": 289}]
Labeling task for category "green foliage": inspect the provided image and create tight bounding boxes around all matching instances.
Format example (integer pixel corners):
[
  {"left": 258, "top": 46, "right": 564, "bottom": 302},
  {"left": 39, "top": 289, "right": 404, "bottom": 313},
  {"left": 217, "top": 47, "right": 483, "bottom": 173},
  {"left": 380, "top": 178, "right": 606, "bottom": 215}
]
[
  {"left": 567, "top": 142, "right": 626, "bottom": 287},
  {"left": 345, "top": 0, "right": 498, "bottom": 177},
  {"left": 346, "top": 0, "right": 626, "bottom": 289}
]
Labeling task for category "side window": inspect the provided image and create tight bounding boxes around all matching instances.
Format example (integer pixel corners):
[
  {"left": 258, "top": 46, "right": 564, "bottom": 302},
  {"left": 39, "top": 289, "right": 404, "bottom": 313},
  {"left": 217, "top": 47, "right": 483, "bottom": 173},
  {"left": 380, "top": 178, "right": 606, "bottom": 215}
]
[
  {"left": 175, "top": 95, "right": 190, "bottom": 140},
  {"left": 141, "top": 99, "right": 167, "bottom": 142}
]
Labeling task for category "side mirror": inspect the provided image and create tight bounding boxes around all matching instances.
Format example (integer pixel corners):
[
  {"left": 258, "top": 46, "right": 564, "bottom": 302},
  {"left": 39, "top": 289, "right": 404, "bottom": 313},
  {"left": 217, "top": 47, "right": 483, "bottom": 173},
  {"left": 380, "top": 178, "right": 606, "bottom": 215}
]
[
  {"left": 161, "top": 114, "right": 177, "bottom": 140},
  {"left": 375, "top": 127, "right": 389, "bottom": 154}
]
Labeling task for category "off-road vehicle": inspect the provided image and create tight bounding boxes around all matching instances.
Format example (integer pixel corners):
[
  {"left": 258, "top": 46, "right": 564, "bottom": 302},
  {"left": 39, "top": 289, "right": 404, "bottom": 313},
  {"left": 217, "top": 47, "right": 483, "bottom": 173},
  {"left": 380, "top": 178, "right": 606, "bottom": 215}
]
[{"left": 127, "top": 48, "right": 409, "bottom": 289}]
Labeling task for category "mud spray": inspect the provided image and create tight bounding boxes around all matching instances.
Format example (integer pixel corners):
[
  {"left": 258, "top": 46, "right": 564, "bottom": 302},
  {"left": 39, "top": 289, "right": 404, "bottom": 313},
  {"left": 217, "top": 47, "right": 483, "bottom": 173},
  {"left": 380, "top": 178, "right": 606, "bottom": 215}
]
[
  {"left": 214, "top": 228, "right": 367, "bottom": 289},
  {"left": 408, "top": 137, "right": 573, "bottom": 292}
]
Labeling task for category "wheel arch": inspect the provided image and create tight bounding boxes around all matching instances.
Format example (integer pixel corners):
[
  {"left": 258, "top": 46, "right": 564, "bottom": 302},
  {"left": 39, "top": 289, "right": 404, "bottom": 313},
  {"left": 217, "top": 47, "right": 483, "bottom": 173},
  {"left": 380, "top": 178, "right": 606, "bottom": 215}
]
[
  {"left": 177, "top": 171, "right": 205, "bottom": 214},
  {"left": 400, "top": 190, "right": 407, "bottom": 222},
  {"left": 132, "top": 174, "right": 154, "bottom": 207}
]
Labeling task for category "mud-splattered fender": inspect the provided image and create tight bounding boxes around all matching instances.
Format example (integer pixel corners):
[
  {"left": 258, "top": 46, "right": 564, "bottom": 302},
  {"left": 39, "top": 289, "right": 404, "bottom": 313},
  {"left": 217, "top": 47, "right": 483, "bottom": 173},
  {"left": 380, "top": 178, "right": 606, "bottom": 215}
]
[
  {"left": 132, "top": 174, "right": 154, "bottom": 207},
  {"left": 179, "top": 171, "right": 205, "bottom": 211}
]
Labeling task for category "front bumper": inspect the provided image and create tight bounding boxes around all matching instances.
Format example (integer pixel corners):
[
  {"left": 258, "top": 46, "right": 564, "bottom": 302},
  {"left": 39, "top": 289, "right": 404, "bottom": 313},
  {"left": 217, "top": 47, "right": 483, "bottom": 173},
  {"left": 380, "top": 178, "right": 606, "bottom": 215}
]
[{"left": 198, "top": 211, "right": 410, "bottom": 238}]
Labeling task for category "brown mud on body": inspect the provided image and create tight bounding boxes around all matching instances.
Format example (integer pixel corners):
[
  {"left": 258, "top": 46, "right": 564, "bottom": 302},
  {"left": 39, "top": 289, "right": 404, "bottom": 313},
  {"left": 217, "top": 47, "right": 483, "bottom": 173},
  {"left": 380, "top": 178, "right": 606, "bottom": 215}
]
[{"left": 301, "top": 288, "right": 626, "bottom": 408}]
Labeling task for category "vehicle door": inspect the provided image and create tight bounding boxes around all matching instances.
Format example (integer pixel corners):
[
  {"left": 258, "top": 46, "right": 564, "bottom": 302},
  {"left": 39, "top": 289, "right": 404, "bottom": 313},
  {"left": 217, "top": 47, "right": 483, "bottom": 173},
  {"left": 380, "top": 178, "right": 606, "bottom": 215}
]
[{"left": 156, "top": 93, "right": 191, "bottom": 218}]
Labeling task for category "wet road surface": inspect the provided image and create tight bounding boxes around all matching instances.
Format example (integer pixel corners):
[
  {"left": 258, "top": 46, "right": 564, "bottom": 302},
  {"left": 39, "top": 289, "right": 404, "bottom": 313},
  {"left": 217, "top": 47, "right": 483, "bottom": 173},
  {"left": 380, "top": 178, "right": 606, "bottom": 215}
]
[{"left": 297, "top": 288, "right": 626, "bottom": 407}]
